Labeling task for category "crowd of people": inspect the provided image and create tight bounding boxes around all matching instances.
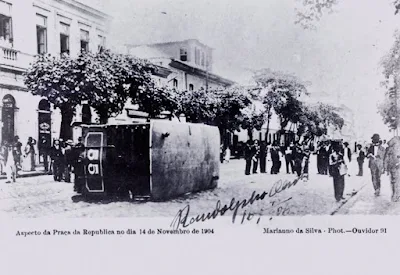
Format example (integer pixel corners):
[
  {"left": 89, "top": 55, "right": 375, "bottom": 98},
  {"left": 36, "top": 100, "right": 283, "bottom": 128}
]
[
  {"left": 230, "top": 139, "right": 313, "bottom": 179},
  {"left": 221, "top": 132, "right": 400, "bottom": 203},
  {"left": 323, "top": 133, "right": 399, "bottom": 203},
  {"left": 0, "top": 136, "right": 84, "bottom": 184},
  {"left": 0, "top": 136, "right": 36, "bottom": 183}
]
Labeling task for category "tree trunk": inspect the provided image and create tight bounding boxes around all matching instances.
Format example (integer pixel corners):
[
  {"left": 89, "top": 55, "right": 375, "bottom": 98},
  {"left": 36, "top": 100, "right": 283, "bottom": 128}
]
[
  {"left": 265, "top": 114, "right": 271, "bottom": 143},
  {"left": 99, "top": 114, "right": 108, "bottom": 124},
  {"left": 59, "top": 106, "right": 74, "bottom": 140},
  {"left": 247, "top": 128, "right": 253, "bottom": 141}
]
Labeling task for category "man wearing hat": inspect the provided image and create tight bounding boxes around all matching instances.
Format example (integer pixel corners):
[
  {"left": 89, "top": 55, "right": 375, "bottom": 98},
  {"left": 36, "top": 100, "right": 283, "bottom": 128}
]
[
  {"left": 63, "top": 140, "right": 74, "bottom": 182},
  {"left": 367, "top": 133, "right": 386, "bottom": 196}
]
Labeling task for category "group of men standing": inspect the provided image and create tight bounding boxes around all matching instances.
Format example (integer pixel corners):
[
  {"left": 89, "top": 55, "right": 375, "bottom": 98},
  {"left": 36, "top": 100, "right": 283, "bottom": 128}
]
[
  {"left": 317, "top": 133, "right": 400, "bottom": 202},
  {"left": 49, "top": 138, "right": 84, "bottom": 182},
  {"left": 243, "top": 139, "right": 311, "bottom": 178}
]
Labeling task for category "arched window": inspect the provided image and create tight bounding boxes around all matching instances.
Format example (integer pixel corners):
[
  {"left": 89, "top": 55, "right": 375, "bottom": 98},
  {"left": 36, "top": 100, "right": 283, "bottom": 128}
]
[
  {"left": 2, "top": 94, "right": 16, "bottom": 144},
  {"left": 173, "top": 79, "right": 178, "bottom": 88},
  {"left": 38, "top": 99, "right": 50, "bottom": 111},
  {"left": 189, "top": 84, "right": 194, "bottom": 91}
]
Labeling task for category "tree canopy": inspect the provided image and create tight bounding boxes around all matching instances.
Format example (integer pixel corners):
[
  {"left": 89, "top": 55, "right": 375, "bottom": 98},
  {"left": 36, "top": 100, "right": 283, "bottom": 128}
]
[
  {"left": 379, "top": 31, "right": 400, "bottom": 131},
  {"left": 177, "top": 86, "right": 252, "bottom": 133},
  {"left": 252, "top": 69, "right": 308, "bottom": 131},
  {"left": 296, "top": 0, "right": 400, "bottom": 29},
  {"left": 24, "top": 50, "right": 164, "bottom": 138}
]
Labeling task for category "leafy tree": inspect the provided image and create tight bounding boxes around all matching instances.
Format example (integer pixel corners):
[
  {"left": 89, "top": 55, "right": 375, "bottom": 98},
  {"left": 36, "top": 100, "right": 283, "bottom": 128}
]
[
  {"left": 380, "top": 31, "right": 400, "bottom": 132},
  {"left": 295, "top": 0, "right": 338, "bottom": 29},
  {"left": 177, "top": 88, "right": 220, "bottom": 124},
  {"left": 24, "top": 50, "right": 160, "bottom": 139},
  {"left": 295, "top": 102, "right": 344, "bottom": 140},
  {"left": 296, "top": 105, "right": 323, "bottom": 139},
  {"left": 378, "top": 88, "right": 399, "bottom": 130},
  {"left": 315, "top": 102, "right": 345, "bottom": 130},
  {"left": 25, "top": 53, "right": 85, "bottom": 139},
  {"left": 213, "top": 86, "right": 253, "bottom": 136},
  {"left": 252, "top": 69, "right": 308, "bottom": 137},
  {"left": 177, "top": 86, "right": 252, "bottom": 143},
  {"left": 240, "top": 105, "right": 267, "bottom": 140},
  {"left": 296, "top": 0, "right": 400, "bottom": 29}
]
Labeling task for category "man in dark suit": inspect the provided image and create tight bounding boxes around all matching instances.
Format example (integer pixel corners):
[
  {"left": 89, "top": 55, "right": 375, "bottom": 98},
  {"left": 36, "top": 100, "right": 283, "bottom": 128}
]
[
  {"left": 244, "top": 140, "right": 253, "bottom": 175},
  {"left": 259, "top": 141, "right": 267, "bottom": 173},
  {"left": 367, "top": 134, "right": 386, "bottom": 196},
  {"left": 356, "top": 144, "right": 366, "bottom": 176}
]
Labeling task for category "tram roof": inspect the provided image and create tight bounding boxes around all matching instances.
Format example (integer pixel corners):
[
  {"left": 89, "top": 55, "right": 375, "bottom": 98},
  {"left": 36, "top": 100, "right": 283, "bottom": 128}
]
[{"left": 73, "top": 122, "right": 150, "bottom": 128}]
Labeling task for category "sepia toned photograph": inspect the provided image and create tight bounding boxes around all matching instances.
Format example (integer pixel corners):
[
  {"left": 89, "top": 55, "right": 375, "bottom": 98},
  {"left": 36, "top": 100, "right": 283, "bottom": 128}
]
[{"left": 1, "top": 0, "right": 400, "bottom": 224}]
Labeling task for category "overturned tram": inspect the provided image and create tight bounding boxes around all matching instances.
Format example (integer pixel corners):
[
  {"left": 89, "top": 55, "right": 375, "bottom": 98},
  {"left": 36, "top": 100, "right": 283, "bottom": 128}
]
[{"left": 74, "top": 120, "right": 220, "bottom": 201}]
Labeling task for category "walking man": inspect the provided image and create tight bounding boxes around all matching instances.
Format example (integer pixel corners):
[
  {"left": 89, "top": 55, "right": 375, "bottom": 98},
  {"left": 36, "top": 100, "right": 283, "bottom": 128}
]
[
  {"left": 367, "top": 134, "right": 386, "bottom": 196},
  {"left": 356, "top": 144, "right": 366, "bottom": 176}
]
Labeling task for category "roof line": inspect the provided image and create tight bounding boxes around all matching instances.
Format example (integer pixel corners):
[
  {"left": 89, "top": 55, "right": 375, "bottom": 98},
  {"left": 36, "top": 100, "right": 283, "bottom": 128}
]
[{"left": 125, "top": 39, "right": 214, "bottom": 50}]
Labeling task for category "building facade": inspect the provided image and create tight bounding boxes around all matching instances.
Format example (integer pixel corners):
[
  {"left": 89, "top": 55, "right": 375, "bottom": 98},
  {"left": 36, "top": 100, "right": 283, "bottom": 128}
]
[
  {"left": 126, "top": 39, "right": 234, "bottom": 91},
  {"left": 0, "top": 0, "right": 110, "bottom": 163}
]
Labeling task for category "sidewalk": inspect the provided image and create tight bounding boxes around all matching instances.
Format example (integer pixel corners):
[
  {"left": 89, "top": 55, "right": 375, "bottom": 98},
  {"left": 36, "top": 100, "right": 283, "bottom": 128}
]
[
  {"left": 335, "top": 173, "right": 400, "bottom": 215},
  {"left": 0, "top": 168, "right": 49, "bottom": 180}
]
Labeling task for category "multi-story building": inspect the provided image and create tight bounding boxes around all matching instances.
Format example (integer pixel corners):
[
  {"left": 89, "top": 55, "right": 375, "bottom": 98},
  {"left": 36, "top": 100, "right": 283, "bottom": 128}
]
[
  {"left": 0, "top": 0, "right": 110, "bottom": 163},
  {"left": 126, "top": 39, "right": 234, "bottom": 92}
]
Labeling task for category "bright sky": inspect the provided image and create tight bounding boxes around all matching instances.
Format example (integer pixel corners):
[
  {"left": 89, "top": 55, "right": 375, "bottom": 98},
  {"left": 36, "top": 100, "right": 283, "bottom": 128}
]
[{"left": 82, "top": 0, "right": 400, "bottom": 140}]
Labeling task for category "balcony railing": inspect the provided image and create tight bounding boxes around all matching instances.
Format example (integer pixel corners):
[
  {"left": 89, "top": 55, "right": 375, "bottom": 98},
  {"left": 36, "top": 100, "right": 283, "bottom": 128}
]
[
  {"left": 0, "top": 46, "right": 33, "bottom": 70},
  {"left": 2, "top": 46, "right": 17, "bottom": 60}
]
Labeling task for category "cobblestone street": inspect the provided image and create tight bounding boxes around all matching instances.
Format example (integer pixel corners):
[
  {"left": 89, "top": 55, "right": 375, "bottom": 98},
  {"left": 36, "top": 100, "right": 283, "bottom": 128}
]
[{"left": 1, "top": 156, "right": 395, "bottom": 218}]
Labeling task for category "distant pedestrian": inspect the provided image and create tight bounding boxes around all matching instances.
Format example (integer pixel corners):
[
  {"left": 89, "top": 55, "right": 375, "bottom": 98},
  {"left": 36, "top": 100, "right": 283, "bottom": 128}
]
[
  {"left": 329, "top": 140, "right": 346, "bottom": 202},
  {"left": 244, "top": 140, "right": 253, "bottom": 175},
  {"left": 0, "top": 141, "right": 6, "bottom": 175},
  {"left": 270, "top": 142, "right": 281, "bottom": 174},
  {"left": 302, "top": 142, "right": 311, "bottom": 180},
  {"left": 4, "top": 144, "right": 16, "bottom": 183},
  {"left": 320, "top": 141, "right": 330, "bottom": 175},
  {"left": 259, "top": 141, "right": 267, "bottom": 173},
  {"left": 367, "top": 133, "right": 385, "bottom": 196},
  {"left": 284, "top": 142, "right": 294, "bottom": 174},
  {"left": 13, "top": 136, "right": 22, "bottom": 171},
  {"left": 50, "top": 139, "right": 64, "bottom": 182},
  {"left": 356, "top": 144, "right": 366, "bottom": 176},
  {"left": 252, "top": 140, "right": 260, "bottom": 174},
  {"left": 40, "top": 135, "right": 51, "bottom": 173},
  {"left": 292, "top": 142, "right": 304, "bottom": 177},
  {"left": 64, "top": 140, "right": 74, "bottom": 182},
  {"left": 224, "top": 146, "right": 231, "bottom": 163},
  {"left": 220, "top": 144, "right": 225, "bottom": 164},
  {"left": 343, "top": 142, "right": 352, "bottom": 164},
  {"left": 23, "top": 137, "right": 36, "bottom": 171}
]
